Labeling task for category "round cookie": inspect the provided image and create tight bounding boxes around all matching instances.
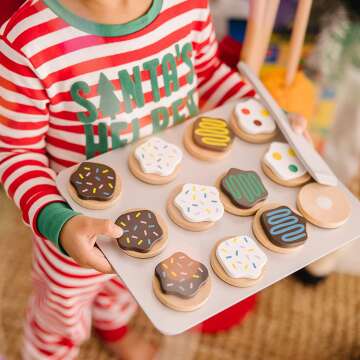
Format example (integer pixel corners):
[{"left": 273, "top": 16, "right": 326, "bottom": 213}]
[
  {"left": 183, "top": 117, "right": 234, "bottom": 161},
  {"left": 297, "top": 183, "right": 351, "bottom": 229},
  {"left": 262, "top": 142, "right": 311, "bottom": 187},
  {"left": 167, "top": 183, "right": 224, "bottom": 231},
  {"left": 128, "top": 137, "right": 182, "bottom": 185},
  {"left": 68, "top": 162, "right": 121, "bottom": 210},
  {"left": 153, "top": 252, "right": 211, "bottom": 311},
  {"left": 115, "top": 209, "right": 168, "bottom": 258},
  {"left": 216, "top": 168, "right": 268, "bottom": 216},
  {"left": 252, "top": 203, "right": 308, "bottom": 254},
  {"left": 211, "top": 236, "right": 267, "bottom": 287},
  {"left": 230, "top": 98, "right": 278, "bottom": 143}
]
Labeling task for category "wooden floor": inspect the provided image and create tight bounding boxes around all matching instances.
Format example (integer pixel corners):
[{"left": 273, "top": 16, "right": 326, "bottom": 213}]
[{"left": 1, "top": 188, "right": 360, "bottom": 360}]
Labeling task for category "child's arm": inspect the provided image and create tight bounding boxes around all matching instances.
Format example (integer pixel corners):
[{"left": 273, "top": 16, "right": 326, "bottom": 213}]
[
  {"left": 0, "top": 34, "right": 119, "bottom": 272},
  {"left": 0, "top": 34, "right": 74, "bottom": 243},
  {"left": 194, "top": 0, "right": 256, "bottom": 111}
]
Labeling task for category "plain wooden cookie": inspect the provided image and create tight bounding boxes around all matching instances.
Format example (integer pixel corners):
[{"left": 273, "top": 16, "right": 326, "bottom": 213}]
[
  {"left": 230, "top": 112, "right": 277, "bottom": 144},
  {"left": 261, "top": 160, "right": 311, "bottom": 188},
  {"left": 252, "top": 203, "right": 305, "bottom": 254},
  {"left": 116, "top": 208, "right": 168, "bottom": 259},
  {"left": 215, "top": 173, "right": 266, "bottom": 216},
  {"left": 166, "top": 185, "right": 217, "bottom": 231},
  {"left": 297, "top": 183, "right": 351, "bottom": 229},
  {"left": 183, "top": 123, "right": 233, "bottom": 162},
  {"left": 152, "top": 275, "right": 211, "bottom": 312},
  {"left": 210, "top": 238, "right": 266, "bottom": 287},
  {"left": 68, "top": 173, "right": 122, "bottom": 210}
]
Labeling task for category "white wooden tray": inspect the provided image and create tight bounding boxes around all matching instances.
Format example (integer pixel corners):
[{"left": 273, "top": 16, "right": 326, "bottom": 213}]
[{"left": 56, "top": 101, "right": 360, "bottom": 336}]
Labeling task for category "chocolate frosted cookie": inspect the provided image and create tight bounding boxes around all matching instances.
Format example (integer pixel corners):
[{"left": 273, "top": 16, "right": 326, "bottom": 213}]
[
  {"left": 70, "top": 162, "right": 116, "bottom": 201},
  {"left": 260, "top": 206, "right": 308, "bottom": 248},
  {"left": 153, "top": 252, "right": 211, "bottom": 311},
  {"left": 183, "top": 117, "right": 234, "bottom": 162},
  {"left": 252, "top": 203, "right": 308, "bottom": 253},
  {"left": 115, "top": 209, "right": 168, "bottom": 258},
  {"left": 221, "top": 168, "right": 268, "bottom": 209},
  {"left": 192, "top": 117, "right": 234, "bottom": 152},
  {"left": 68, "top": 162, "right": 121, "bottom": 210}
]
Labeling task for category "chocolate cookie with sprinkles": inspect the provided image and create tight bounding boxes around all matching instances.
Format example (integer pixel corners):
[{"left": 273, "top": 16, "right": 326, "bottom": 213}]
[
  {"left": 68, "top": 162, "right": 122, "bottom": 210},
  {"left": 116, "top": 209, "right": 168, "bottom": 258},
  {"left": 153, "top": 252, "right": 211, "bottom": 311}
]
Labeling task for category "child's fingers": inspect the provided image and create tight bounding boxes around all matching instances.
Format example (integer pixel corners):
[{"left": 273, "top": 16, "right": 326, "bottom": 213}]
[
  {"left": 303, "top": 129, "right": 314, "bottom": 145},
  {"left": 84, "top": 247, "right": 114, "bottom": 274},
  {"left": 289, "top": 113, "right": 308, "bottom": 134},
  {"left": 90, "top": 218, "right": 123, "bottom": 238}
]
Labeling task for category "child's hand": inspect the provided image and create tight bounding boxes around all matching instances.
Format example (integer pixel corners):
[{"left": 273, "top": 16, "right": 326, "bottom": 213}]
[
  {"left": 60, "top": 215, "right": 123, "bottom": 274},
  {"left": 288, "top": 113, "right": 312, "bottom": 144}
]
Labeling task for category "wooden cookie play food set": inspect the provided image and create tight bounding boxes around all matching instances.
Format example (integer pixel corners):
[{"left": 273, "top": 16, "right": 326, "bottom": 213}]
[{"left": 57, "top": 100, "right": 359, "bottom": 336}]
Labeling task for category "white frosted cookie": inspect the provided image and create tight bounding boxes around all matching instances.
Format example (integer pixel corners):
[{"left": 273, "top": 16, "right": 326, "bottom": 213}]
[
  {"left": 129, "top": 137, "right": 182, "bottom": 185},
  {"left": 216, "top": 236, "right": 267, "bottom": 279},
  {"left": 235, "top": 98, "right": 276, "bottom": 135},
  {"left": 174, "top": 184, "right": 224, "bottom": 223},
  {"left": 262, "top": 142, "right": 311, "bottom": 187},
  {"left": 134, "top": 137, "right": 182, "bottom": 176}
]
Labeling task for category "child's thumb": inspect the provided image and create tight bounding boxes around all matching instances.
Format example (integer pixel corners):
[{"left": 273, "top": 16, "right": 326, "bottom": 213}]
[{"left": 92, "top": 218, "right": 123, "bottom": 238}]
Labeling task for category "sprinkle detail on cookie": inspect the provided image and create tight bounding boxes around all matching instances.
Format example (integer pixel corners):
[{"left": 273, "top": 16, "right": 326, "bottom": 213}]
[
  {"left": 134, "top": 137, "right": 182, "bottom": 177},
  {"left": 70, "top": 162, "right": 116, "bottom": 201},
  {"left": 216, "top": 236, "right": 267, "bottom": 279},
  {"left": 221, "top": 168, "right": 268, "bottom": 209},
  {"left": 235, "top": 98, "right": 276, "bottom": 135},
  {"left": 264, "top": 142, "right": 307, "bottom": 181},
  {"left": 174, "top": 184, "right": 224, "bottom": 223},
  {"left": 193, "top": 117, "right": 234, "bottom": 152},
  {"left": 116, "top": 210, "right": 163, "bottom": 253},
  {"left": 260, "top": 206, "right": 307, "bottom": 248},
  {"left": 155, "top": 252, "right": 209, "bottom": 299}
]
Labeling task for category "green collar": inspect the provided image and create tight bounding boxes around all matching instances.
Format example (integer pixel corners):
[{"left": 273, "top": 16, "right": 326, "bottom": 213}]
[{"left": 42, "top": 0, "right": 163, "bottom": 37}]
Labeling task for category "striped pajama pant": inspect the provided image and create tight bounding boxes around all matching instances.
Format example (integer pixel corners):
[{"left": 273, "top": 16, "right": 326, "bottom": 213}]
[{"left": 22, "top": 236, "right": 137, "bottom": 360}]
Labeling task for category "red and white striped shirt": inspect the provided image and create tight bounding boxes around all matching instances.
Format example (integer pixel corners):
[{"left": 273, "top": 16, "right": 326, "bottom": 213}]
[{"left": 0, "top": 0, "right": 254, "bottom": 237}]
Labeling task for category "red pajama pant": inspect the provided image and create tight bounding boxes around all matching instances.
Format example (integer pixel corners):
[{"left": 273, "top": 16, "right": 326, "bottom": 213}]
[{"left": 23, "top": 236, "right": 137, "bottom": 360}]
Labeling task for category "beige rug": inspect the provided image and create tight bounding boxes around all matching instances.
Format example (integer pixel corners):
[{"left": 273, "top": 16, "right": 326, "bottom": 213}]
[{"left": 1, "top": 188, "right": 359, "bottom": 360}]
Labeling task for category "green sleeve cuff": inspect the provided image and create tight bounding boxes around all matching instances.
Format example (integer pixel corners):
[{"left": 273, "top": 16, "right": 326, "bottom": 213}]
[{"left": 37, "top": 202, "right": 80, "bottom": 255}]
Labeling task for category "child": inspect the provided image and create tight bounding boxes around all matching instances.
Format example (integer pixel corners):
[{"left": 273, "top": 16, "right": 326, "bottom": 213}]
[{"left": 0, "top": 0, "right": 308, "bottom": 359}]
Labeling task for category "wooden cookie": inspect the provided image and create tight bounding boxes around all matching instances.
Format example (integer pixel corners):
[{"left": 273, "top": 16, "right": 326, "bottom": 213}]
[
  {"left": 183, "top": 117, "right": 234, "bottom": 161},
  {"left": 297, "top": 183, "right": 351, "bottom": 229},
  {"left": 262, "top": 142, "right": 311, "bottom": 187},
  {"left": 68, "top": 162, "right": 121, "bottom": 210},
  {"left": 115, "top": 209, "right": 168, "bottom": 258},
  {"left": 167, "top": 184, "right": 224, "bottom": 231},
  {"left": 153, "top": 252, "right": 211, "bottom": 311},
  {"left": 230, "top": 98, "right": 278, "bottom": 144},
  {"left": 252, "top": 203, "right": 308, "bottom": 254},
  {"left": 211, "top": 236, "right": 267, "bottom": 287},
  {"left": 128, "top": 137, "right": 182, "bottom": 185},
  {"left": 216, "top": 168, "right": 268, "bottom": 216}
]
